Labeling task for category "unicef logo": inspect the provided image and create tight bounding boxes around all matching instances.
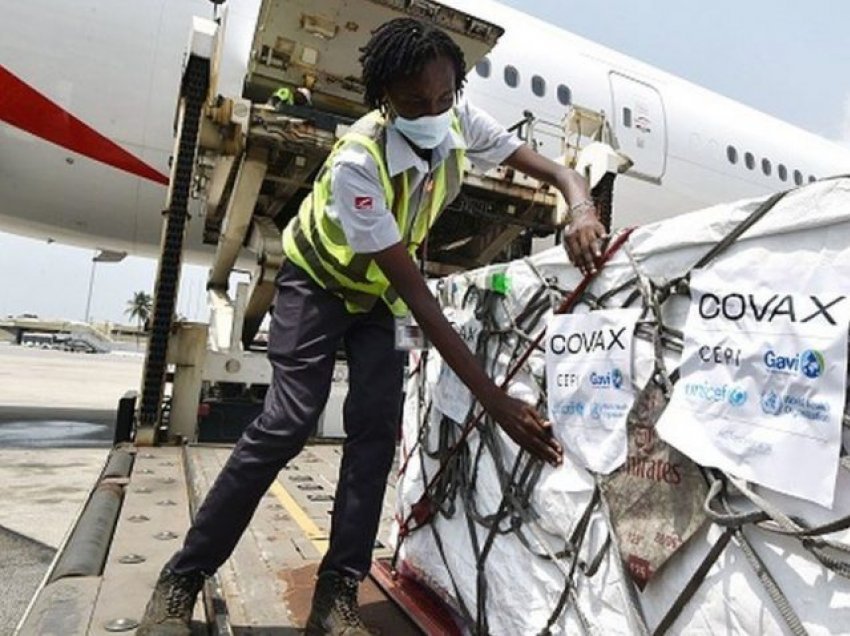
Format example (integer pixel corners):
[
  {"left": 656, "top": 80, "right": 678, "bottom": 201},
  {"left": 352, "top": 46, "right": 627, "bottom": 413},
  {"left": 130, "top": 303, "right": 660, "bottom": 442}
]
[
  {"left": 611, "top": 368, "right": 624, "bottom": 389},
  {"left": 728, "top": 387, "right": 748, "bottom": 407},
  {"left": 801, "top": 349, "right": 825, "bottom": 379},
  {"left": 684, "top": 382, "right": 748, "bottom": 406},
  {"left": 554, "top": 401, "right": 585, "bottom": 417},
  {"left": 761, "top": 389, "right": 783, "bottom": 415}
]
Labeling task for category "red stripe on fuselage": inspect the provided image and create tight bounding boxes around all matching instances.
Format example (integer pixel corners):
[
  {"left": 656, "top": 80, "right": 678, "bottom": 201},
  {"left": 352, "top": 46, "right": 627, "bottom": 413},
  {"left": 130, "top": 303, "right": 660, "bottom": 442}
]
[{"left": 0, "top": 65, "right": 169, "bottom": 186}]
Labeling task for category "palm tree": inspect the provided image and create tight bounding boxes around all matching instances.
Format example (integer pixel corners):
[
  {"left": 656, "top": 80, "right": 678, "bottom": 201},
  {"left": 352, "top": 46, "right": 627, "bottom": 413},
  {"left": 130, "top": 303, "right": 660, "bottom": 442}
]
[{"left": 125, "top": 291, "right": 153, "bottom": 346}]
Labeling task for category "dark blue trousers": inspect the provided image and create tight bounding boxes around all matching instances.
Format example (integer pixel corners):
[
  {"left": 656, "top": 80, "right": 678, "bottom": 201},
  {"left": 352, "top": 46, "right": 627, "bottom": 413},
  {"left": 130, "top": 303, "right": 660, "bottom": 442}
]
[{"left": 168, "top": 261, "right": 404, "bottom": 580}]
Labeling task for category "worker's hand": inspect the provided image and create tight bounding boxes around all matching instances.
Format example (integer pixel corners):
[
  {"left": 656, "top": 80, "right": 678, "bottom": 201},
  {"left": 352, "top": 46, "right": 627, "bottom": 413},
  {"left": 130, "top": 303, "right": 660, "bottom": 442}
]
[
  {"left": 482, "top": 392, "right": 562, "bottom": 466},
  {"left": 564, "top": 203, "right": 607, "bottom": 276}
]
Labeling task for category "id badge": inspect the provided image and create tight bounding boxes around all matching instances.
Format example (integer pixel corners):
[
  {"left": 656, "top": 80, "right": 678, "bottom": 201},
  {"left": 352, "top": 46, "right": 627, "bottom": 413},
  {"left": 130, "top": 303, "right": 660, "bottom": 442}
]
[{"left": 394, "top": 314, "right": 428, "bottom": 351}]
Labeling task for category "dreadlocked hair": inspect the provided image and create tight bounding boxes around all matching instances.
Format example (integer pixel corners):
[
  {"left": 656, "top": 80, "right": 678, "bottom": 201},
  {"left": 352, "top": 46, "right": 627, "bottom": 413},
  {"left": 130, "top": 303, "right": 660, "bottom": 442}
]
[{"left": 359, "top": 17, "right": 467, "bottom": 111}]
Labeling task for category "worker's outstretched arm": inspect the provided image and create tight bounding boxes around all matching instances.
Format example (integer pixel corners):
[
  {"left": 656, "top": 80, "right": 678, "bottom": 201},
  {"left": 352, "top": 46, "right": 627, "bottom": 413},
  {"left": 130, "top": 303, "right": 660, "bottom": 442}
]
[
  {"left": 503, "top": 144, "right": 606, "bottom": 276},
  {"left": 372, "top": 243, "right": 562, "bottom": 467}
]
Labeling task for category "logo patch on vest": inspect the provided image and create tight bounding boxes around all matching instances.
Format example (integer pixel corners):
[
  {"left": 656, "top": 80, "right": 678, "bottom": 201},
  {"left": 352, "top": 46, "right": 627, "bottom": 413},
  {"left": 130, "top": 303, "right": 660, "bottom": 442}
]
[{"left": 354, "top": 196, "right": 374, "bottom": 210}]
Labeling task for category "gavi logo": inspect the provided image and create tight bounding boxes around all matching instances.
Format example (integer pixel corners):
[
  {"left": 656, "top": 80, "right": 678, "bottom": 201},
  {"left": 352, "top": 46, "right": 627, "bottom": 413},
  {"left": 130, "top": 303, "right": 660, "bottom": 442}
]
[
  {"left": 763, "top": 349, "right": 825, "bottom": 379},
  {"left": 588, "top": 368, "right": 625, "bottom": 390}
]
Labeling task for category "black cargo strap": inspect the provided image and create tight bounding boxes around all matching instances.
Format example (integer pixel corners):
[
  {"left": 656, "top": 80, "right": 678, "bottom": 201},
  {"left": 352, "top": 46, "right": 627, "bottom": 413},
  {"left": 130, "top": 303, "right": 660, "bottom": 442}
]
[
  {"left": 652, "top": 527, "right": 735, "bottom": 636},
  {"left": 539, "top": 487, "right": 601, "bottom": 635},
  {"left": 735, "top": 527, "right": 809, "bottom": 636}
]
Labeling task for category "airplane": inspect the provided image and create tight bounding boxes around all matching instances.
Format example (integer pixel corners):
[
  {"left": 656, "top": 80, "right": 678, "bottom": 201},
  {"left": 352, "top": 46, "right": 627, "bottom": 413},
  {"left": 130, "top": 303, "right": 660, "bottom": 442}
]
[{"left": 1, "top": 0, "right": 849, "bottom": 267}]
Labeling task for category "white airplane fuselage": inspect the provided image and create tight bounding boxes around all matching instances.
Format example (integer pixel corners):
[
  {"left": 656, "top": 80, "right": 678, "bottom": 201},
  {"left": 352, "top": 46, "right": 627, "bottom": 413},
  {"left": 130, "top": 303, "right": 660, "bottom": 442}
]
[{"left": 1, "top": 0, "right": 848, "bottom": 263}]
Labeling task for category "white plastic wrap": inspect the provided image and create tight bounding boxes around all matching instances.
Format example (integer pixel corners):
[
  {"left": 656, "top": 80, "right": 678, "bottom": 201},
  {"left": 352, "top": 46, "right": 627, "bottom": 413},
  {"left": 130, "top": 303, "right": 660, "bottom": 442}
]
[{"left": 395, "top": 178, "right": 850, "bottom": 635}]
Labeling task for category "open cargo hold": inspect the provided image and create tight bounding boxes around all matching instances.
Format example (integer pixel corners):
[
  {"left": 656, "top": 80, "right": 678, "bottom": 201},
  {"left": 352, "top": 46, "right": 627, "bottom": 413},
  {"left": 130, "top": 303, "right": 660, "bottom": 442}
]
[{"left": 395, "top": 177, "right": 850, "bottom": 634}]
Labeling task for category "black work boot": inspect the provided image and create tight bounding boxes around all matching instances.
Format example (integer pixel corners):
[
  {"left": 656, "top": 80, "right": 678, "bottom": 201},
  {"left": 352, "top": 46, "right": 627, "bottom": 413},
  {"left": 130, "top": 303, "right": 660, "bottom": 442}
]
[
  {"left": 136, "top": 567, "right": 205, "bottom": 636},
  {"left": 305, "top": 570, "right": 372, "bottom": 635}
]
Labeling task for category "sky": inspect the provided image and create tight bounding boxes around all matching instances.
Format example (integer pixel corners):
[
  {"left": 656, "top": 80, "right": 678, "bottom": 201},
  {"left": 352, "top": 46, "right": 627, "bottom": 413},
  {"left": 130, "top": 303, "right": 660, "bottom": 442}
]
[{"left": 1, "top": 0, "right": 848, "bottom": 325}]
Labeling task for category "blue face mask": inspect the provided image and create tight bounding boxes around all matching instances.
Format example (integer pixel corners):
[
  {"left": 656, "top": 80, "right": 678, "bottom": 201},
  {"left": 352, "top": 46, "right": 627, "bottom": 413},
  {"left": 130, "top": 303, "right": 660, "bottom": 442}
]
[{"left": 391, "top": 108, "right": 453, "bottom": 150}]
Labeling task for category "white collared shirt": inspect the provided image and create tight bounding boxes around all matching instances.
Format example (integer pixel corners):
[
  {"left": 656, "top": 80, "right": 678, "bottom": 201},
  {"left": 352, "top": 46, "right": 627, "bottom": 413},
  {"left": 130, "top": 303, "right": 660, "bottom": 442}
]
[{"left": 325, "top": 98, "right": 523, "bottom": 253}]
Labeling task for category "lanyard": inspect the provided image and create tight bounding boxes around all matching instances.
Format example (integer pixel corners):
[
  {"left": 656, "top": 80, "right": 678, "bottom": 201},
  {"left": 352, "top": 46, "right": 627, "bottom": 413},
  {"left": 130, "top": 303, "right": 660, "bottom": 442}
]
[{"left": 419, "top": 173, "right": 434, "bottom": 275}]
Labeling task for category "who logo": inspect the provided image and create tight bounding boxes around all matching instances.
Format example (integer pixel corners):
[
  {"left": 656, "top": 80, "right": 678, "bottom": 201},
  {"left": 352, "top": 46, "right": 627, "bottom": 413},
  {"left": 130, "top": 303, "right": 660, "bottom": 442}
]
[{"left": 761, "top": 389, "right": 784, "bottom": 416}]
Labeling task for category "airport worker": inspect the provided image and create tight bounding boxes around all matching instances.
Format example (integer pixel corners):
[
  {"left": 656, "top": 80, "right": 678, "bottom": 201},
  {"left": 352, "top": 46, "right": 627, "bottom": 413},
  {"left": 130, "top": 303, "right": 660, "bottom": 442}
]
[
  {"left": 269, "top": 85, "right": 313, "bottom": 110},
  {"left": 138, "top": 16, "right": 605, "bottom": 636},
  {"left": 269, "top": 85, "right": 295, "bottom": 107}
]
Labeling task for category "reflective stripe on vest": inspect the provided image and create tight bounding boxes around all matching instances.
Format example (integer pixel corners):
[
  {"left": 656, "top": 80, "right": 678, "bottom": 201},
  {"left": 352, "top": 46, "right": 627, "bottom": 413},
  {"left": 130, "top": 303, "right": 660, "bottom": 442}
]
[{"left": 282, "top": 110, "right": 465, "bottom": 315}]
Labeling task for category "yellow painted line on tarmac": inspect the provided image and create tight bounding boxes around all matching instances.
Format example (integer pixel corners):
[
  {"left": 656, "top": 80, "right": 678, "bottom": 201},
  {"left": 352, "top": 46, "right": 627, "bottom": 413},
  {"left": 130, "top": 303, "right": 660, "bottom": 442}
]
[{"left": 268, "top": 479, "right": 329, "bottom": 555}]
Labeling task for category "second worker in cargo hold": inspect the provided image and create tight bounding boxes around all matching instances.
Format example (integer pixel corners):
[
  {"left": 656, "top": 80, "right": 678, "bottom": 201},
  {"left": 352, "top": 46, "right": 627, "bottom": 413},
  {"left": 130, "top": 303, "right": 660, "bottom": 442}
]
[{"left": 138, "top": 16, "right": 605, "bottom": 636}]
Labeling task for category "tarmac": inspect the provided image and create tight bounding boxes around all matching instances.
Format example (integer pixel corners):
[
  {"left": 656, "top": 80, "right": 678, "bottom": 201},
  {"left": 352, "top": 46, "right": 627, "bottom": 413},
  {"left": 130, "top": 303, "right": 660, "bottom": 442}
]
[{"left": 0, "top": 343, "right": 144, "bottom": 633}]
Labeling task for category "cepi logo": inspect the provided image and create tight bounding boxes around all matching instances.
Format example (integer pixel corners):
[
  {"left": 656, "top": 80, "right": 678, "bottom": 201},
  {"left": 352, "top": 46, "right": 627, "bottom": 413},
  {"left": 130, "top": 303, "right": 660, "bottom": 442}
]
[
  {"left": 684, "top": 381, "right": 748, "bottom": 407},
  {"left": 763, "top": 349, "right": 825, "bottom": 379},
  {"left": 589, "top": 368, "right": 624, "bottom": 390},
  {"left": 698, "top": 344, "right": 742, "bottom": 367}
]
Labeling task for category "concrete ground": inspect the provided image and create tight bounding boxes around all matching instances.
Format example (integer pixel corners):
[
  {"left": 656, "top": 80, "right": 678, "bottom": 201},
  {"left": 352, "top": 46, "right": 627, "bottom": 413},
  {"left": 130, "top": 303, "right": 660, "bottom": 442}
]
[
  {"left": 0, "top": 342, "right": 143, "bottom": 412},
  {"left": 0, "top": 343, "right": 143, "bottom": 633}
]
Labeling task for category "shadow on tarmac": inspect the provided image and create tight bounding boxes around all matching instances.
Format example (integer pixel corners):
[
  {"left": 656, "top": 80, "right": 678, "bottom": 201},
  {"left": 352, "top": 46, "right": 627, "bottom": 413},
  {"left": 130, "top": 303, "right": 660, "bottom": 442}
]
[
  {"left": 0, "top": 526, "right": 56, "bottom": 634},
  {"left": 0, "top": 405, "right": 115, "bottom": 447}
]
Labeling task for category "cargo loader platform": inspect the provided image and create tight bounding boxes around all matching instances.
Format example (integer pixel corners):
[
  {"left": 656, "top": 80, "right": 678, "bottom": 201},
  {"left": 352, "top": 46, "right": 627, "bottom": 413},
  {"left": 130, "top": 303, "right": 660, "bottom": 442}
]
[{"left": 18, "top": 443, "right": 424, "bottom": 635}]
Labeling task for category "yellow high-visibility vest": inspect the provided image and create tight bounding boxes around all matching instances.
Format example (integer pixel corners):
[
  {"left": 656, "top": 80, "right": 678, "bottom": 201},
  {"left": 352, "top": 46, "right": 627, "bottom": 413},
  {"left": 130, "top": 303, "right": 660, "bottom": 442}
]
[
  {"left": 282, "top": 110, "right": 465, "bottom": 316},
  {"left": 272, "top": 87, "right": 294, "bottom": 105}
]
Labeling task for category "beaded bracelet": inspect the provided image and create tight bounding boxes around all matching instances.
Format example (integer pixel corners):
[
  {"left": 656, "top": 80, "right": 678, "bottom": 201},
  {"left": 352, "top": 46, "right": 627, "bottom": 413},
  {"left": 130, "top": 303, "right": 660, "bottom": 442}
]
[{"left": 569, "top": 199, "right": 596, "bottom": 216}]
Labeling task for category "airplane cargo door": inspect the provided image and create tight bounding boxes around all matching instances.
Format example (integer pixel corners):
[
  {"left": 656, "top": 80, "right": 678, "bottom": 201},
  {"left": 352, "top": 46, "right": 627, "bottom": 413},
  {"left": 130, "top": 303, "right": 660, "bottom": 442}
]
[{"left": 609, "top": 72, "right": 667, "bottom": 180}]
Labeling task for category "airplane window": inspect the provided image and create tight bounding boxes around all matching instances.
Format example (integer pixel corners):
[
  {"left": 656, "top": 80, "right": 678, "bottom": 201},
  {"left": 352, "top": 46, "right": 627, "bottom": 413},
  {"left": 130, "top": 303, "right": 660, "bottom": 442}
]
[
  {"left": 727, "top": 146, "right": 738, "bottom": 164},
  {"left": 531, "top": 75, "right": 546, "bottom": 97},
  {"left": 504, "top": 65, "right": 519, "bottom": 88},
  {"left": 557, "top": 84, "right": 572, "bottom": 106},
  {"left": 761, "top": 158, "right": 772, "bottom": 176},
  {"left": 793, "top": 169, "right": 803, "bottom": 185},
  {"left": 622, "top": 107, "right": 632, "bottom": 128},
  {"left": 475, "top": 58, "right": 491, "bottom": 79},
  {"left": 744, "top": 152, "right": 755, "bottom": 170},
  {"left": 808, "top": 175, "right": 817, "bottom": 183},
  {"left": 778, "top": 164, "right": 788, "bottom": 181}
]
